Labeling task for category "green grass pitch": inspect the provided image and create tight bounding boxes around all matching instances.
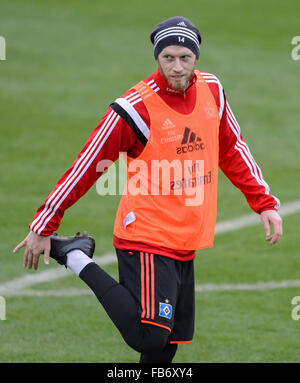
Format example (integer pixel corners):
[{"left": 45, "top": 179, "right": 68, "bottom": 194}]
[{"left": 0, "top": 0, "right": 299, "bottom": 362}]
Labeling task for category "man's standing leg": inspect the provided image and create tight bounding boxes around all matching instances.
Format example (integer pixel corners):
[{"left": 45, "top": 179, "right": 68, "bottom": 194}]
[
  {"left": 116, "top": 249, "right": 180, "bottom": 363},
  {"left": 139, "top": 343, "right": 178, "bottom": 363}
]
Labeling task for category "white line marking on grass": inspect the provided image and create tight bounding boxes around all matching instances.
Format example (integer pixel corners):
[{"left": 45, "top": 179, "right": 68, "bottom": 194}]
[
  {"left": 195, "top": 280, "right": 300, "bottom": 293},
  {"left": 0, "top": 254, "right": 116, "bottom": 297},
  {"left": 8, "top": 288, "right": 94, "bottom": 297},
  {"left": 5, "top": 279, "right": 300, "bottom": 297},
  {"left": 1, "top": 200, "right": 299, "bottom": 297},
  {"left": 215, "top": 199, "right": 300, "bottom": 234}
]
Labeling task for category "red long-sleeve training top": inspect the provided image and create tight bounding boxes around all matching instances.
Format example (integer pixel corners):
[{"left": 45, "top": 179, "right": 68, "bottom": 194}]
[{"left": 29, "top": 69, "right": 280, "bottom": 260}]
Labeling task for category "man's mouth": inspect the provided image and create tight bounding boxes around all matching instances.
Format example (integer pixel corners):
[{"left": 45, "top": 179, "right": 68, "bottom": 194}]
[{"left": 171, "top": 75, "right": 184, "bottom": 81}]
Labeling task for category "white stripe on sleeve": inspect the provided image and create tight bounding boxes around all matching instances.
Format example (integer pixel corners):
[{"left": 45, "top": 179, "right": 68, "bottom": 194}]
[
  {"left": 226, "top": 102, "right": 270, "bottom": 194},
  {"left": 114, "top": 97, "right": 150, "bottom": 140}
]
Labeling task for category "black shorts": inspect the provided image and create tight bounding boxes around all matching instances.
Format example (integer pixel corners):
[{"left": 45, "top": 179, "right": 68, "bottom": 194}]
[{"left": 116, "top": 248, "right": 195, "bottom": 343}]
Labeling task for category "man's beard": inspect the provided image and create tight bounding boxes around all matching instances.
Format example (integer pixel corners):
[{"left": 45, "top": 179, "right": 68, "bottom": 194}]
[
  {"left": 171, "top": 77, "right": 190, "bottom": 90},
  {"left": 159, "top": 65, "right": 195, "bottom": 91}
]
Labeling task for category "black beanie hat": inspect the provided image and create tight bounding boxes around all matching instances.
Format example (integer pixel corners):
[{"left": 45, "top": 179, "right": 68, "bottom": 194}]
[{"left": 150, "top": 16, "right": 202, "bottom": 59}]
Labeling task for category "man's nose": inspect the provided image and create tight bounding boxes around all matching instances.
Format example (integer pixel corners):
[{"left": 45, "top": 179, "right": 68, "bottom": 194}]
[{"left": 173, "top": 58, "right": 183, "bottom": 72}]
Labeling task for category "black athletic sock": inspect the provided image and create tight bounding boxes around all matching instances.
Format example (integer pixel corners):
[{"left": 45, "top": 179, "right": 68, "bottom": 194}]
[
  {"left": 79, "top": 262, "right": 169, "bottom": 354},
  {"left": 79, "top": 262, "right": 139, "bottom": 332},
  {"left": 79, "top": 262, "right": 119, "bottom": 302}
]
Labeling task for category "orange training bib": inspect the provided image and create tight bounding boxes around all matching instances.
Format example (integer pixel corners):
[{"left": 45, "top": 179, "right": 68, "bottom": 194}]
[{"left": 113, "top": 71, "right": 220, "bottom": 250}]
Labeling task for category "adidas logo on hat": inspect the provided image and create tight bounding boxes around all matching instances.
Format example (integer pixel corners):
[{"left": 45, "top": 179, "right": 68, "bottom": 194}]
[
  {"left": 176, "top": 127, "right": 205, "bottom": 154},
  {"left": 177, "top": 21, "right": 187, "bottom": 27}
]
